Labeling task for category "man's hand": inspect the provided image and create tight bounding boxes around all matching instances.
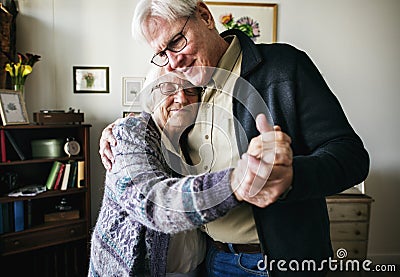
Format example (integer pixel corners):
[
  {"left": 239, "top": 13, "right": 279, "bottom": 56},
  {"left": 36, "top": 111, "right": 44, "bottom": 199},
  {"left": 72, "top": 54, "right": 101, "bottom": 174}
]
[
  {"left": 232, "top": 114, "right": 293, "bottom": 207},
  {"left": 99, "top": 115, "right": 133, "bottom": 171}
]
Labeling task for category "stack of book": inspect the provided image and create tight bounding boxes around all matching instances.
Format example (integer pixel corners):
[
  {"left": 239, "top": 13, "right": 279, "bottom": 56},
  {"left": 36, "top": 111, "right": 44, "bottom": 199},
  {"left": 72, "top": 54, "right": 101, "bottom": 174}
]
[
  {"left": 45, "top": 160, "right": 85, "bottom": 191},
  {"left": 0, "top": 201, "right": 25, "bottom": 234}
]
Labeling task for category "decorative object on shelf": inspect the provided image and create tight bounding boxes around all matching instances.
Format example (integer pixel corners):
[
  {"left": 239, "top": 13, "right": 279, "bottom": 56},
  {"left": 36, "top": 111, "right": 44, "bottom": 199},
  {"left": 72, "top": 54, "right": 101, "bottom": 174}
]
[
  {"left": 31, "top": 138, "right": 64, "bottom": 158},
  {"left": 55, "top": 197, "right": 72, "bottom": 211},
  {"left": 64, "top": 137, "right": 81, "bottom": 157},
  {"left": 3, "top": 52, "right": 41, "bottom": 98},
  {"left": 0, "top": 89, "right": 29, "bottom": 125},
  {"left": 8, "top": 185, "right": 46, "bottom": 197},
  {"left": 73, "top": 66, "right": 109, "bottom": 93},
  {"left": 44, "top": 197, "right": 80, "bottom": 223},
  {"left": 205, "top": 1, "right": 278, "bottom": 43},
  {"left": 0, "top": 171, "right": 18, "bottom": 194},
  {"left": 33, "top": 108, "right": 84, "bottom": 125}
]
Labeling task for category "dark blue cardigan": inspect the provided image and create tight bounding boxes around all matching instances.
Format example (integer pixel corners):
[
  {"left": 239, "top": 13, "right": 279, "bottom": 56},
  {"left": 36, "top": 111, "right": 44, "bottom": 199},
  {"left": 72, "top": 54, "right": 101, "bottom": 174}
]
[{"left": 224, "top": 29, "right": 370, "bottom": 276}]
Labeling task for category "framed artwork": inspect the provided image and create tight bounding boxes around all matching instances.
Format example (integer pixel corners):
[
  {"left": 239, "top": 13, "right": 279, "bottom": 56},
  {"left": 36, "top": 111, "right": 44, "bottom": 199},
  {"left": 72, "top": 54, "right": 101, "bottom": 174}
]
[
  {"left": 122, "top": 111, "right": 137, "bottom": 117},
  {"left": 0, "top": 89, "right": 29, "bottom": 125},
  {"left": 122, "top": 77, "right": 145, "bottom": 110},
  {"left": 205, "top": 2, "right": 278, "bottom": 43},
  {"left": 73, "top": 66, "right": 110, "bottom": 93}
]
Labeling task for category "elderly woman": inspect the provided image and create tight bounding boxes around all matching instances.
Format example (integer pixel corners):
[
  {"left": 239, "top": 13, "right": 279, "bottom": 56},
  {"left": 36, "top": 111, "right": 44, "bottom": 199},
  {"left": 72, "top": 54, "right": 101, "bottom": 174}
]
[{"left": 89, "top": 70, "right": 247, "bottom": 277}]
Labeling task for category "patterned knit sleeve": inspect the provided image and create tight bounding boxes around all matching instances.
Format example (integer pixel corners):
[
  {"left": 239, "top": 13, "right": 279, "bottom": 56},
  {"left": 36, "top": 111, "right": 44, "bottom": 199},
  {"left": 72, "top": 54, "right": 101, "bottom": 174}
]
[{"left": 105, "top": 114, "right": 240, "bottom": 234}]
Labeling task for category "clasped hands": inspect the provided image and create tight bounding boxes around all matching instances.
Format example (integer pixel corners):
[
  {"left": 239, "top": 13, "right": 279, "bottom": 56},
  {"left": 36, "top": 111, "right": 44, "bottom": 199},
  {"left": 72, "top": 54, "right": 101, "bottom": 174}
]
[
  {"left": 99, "top": 113, "right": 293, "bottom": 208},
  {"left": 231, "top": 114, "right": 293, "bottom": 208}
]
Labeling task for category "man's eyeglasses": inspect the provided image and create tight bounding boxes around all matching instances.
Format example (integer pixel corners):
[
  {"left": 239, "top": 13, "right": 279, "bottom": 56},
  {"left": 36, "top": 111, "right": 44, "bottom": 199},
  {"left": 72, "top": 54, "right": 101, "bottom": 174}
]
[
  {"left": 151, "top": 16, "right": 191, "bottom": 67},
  {"left": 151, "top": 82, "right": 204, "bottom": 96}
]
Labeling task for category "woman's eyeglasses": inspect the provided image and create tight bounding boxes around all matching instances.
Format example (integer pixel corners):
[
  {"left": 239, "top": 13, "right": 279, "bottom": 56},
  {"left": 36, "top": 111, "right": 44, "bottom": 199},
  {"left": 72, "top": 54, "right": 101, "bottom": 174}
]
[
  {"left": 151, "top": 82, "right": 204, "bottom": 96},
  {"left": 151, "top": 16, "right": 191, "bottom": 67}
]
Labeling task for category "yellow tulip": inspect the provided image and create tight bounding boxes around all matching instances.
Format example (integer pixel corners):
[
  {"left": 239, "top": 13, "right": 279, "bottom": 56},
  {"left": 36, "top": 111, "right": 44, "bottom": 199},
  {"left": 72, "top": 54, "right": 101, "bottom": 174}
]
[{"left": 22, "top": 65, "right": 33, "bottom": 77}]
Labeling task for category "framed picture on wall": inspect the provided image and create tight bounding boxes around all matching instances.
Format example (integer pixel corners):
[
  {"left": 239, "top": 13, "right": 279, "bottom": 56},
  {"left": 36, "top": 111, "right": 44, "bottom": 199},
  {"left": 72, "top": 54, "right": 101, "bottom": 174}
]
[
  {"left": 122, "top": 111, "right": 137, "bottom": 117},
  {"left": 0, "top": 89, "right": 29, "bottom": 125},
  {"left": 73, "top": 66, "right": 110, "bottom": 93},
  {"left": 205, "top": 2, "right": 278, "bottom": 43},
  {"left": 122, "top": 77, "right": 145, "bottom": 110}
]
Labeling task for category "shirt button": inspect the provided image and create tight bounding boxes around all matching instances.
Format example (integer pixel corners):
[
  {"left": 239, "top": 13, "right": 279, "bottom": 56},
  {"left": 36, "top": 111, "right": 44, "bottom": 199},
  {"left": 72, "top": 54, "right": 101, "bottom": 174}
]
[
  {"left": 205, "top": 135, "right": 209, "bottom": 140},
  {"left": 204, "top": 165, "right": 208, "bottom": 171}
]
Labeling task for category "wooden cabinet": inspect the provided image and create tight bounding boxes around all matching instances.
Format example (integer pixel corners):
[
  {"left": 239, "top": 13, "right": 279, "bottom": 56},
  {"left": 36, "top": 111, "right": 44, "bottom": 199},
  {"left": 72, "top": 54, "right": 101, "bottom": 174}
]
[
  {"left": 0, "top": 124, "right": 91, "bottom": 276},
  {"left": 326, "top": 194, "right": 373, "bottom": 260}
]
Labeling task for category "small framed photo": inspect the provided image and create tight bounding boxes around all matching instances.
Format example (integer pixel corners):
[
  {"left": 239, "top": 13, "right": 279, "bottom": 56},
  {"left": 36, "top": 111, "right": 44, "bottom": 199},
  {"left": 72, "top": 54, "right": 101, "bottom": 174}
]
[
  {"left": 73, "top": 66, "right": 110, "bottom": 93},
  {"left": 0, "top": 89, "right": 29, "bottom": 125},
  {"left": 122, "top": 111, "right": 136, "bottom": 117},
  {"left": 122, "top": 77, "right": 145, "bottom": 109}
]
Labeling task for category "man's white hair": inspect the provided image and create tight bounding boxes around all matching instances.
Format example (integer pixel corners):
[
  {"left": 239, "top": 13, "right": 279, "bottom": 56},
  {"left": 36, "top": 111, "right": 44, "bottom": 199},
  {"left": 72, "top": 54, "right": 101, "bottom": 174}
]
[{"left": 132, "top": 0, "right": 201, "bottom": 42}]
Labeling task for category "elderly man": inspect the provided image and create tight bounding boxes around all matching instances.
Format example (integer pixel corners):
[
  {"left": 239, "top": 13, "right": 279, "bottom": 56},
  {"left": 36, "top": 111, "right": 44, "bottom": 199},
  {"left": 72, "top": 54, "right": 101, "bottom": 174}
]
[{"left": 100, "top": 0, "right": 369, "bottom": 276}]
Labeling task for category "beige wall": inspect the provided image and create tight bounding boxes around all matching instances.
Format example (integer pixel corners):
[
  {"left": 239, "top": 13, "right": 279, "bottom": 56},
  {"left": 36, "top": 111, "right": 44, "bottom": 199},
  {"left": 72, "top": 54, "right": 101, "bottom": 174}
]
[{"left": 15, "top": 0, "right": 400, "bottom": 263}]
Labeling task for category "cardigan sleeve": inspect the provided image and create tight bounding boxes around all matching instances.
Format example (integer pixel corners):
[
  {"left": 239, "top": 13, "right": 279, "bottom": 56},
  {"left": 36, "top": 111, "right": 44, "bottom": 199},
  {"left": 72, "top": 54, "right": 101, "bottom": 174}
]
[{"left": 105, "top": 115, "right": 239, "bottom": 234}]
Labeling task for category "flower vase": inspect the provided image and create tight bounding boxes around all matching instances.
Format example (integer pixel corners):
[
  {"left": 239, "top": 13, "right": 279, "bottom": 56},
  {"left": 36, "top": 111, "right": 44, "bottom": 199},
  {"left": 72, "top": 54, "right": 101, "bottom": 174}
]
[
  {"left": 14, "top": 84, "right": 25, "bottom": 99},
  {"left": 86, "top": 79, "right": 94, "bottom": 88}
]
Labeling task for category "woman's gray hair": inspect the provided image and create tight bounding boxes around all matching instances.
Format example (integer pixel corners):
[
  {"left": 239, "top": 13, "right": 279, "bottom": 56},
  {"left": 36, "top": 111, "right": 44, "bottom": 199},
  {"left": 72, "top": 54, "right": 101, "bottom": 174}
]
[
  {"left": 132, "top": 0, "right": 201, "bottom": 42},
  {"left": 141, "top": 67, "right": 164, "bottom": 113}
]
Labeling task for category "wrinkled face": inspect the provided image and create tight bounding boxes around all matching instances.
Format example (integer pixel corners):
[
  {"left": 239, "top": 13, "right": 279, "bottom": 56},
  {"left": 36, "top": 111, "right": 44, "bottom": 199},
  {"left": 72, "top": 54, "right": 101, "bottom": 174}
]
[
  {"left": 143, "top": 3, "right": 228, "bottom": 86},
  {"left": 151, "top": 78, "right": 201, "bottom": 134}
]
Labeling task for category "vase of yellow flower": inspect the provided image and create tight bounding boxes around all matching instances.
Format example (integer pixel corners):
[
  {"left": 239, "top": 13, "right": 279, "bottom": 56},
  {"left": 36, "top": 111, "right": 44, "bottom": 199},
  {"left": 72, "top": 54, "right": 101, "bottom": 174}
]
[
  {"left": 4, "top": 52, "right": 41, "bottom": 99},
  {"left": 14, "top": 83, "right": 25, "bottom": 97}
]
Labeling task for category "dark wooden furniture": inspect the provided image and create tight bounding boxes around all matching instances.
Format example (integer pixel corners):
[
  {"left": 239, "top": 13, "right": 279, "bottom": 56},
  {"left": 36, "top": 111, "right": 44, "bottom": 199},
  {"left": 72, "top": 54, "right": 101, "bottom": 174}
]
[{"left": 0, "top": 124, "right": 91, "bottom": 276}]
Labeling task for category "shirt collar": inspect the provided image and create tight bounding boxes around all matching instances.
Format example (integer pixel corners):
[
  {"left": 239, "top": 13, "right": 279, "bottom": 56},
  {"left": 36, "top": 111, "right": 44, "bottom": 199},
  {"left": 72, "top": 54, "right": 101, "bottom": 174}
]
[{"left": 210, "top": 35, "right": 242, "bottom": 90}]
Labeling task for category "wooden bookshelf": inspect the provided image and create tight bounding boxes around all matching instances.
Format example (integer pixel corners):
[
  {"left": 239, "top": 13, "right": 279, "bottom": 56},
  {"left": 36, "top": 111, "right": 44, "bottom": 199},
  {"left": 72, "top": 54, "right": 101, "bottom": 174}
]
[{"left": 0, "top": 124, "right": 91, "bottom": 276}]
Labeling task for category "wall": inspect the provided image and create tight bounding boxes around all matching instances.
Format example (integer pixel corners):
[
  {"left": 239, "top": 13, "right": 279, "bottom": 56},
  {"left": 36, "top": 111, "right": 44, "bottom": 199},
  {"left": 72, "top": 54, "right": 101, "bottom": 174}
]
[{"left": 14, "top": 0, "right": 400, "bottom": 263}]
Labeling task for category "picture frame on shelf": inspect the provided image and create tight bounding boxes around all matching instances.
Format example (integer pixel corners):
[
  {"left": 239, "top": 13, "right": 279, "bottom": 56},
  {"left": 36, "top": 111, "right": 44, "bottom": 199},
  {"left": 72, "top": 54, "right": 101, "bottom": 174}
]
[
  {"left": 73, "top": 66, "right": 109, "bottom": 93},
  {"left": 122, "top": 76, "right": 145, "bottom": 111},
  {"left": 0, "top": 89, "right": 29, "bottom": 125},
  {"left": 205, "top": 2, "right": 278, "bottom": 43},
  {"left": 122, "top": 111, "right": 136, "bottom": 117}
]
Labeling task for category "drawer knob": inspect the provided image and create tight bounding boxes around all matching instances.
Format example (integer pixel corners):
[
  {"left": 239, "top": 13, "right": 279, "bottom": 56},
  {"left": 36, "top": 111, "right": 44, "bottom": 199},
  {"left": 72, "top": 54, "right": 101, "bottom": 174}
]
[
  {"left": 13, "top": 240, "right": 20, "bottom": 246},
  {"left": 355, "top": 230, "right": 361, "bottom": 235},
  {"left": 70, "top": 228, "right": 76, "bottom": 235}
]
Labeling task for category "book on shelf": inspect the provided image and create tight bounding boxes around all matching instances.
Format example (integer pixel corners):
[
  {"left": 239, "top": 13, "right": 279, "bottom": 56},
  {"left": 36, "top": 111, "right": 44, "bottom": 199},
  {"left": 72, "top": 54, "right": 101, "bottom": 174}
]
[
  {"left": 53, "top": 163, "right": 66, "bottom": 190},
  {"left": 26, "top": 199, "right": 33, "bottom": 228},
  {"left": 4, "top": 130, "right": 26, "bottom": 160},
  {"left": 0, "top": 203, "right": 3, "bottom": 234},
  {"left": 1, "top": 129, "right": 6, "bottom": 162},
  {"left": 77, "top": 161, "right": 85, "bottom": 188},
  {"left": 68, "top": 161, "right": 78, "bottom": 188},
  {"left": 60, "top": 162, "right": 71, "bottom": 191},
  {"left": 13, "top": 200, "right": 24, "bottom": 232},
  {"left": 1, "top": 203, "right": 11, "bottom": 233},
  {"left": 45, "top": 161, "right": 62, "bottom": 190}
]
